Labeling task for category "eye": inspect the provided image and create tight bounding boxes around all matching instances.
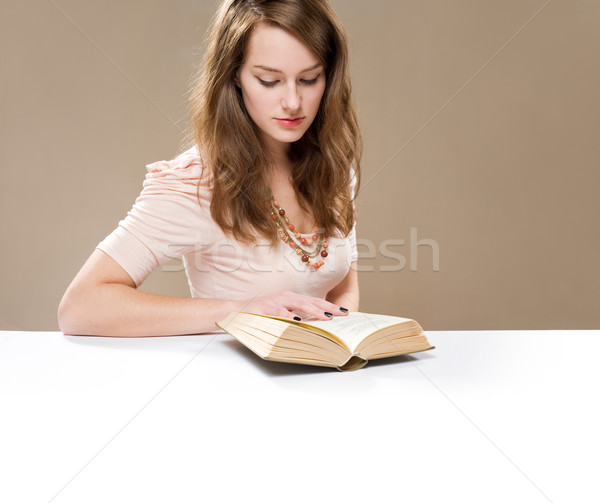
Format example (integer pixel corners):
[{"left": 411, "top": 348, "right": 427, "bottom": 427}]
[
  {"left": 258, "top": 78, "right": 278, "bottom": 87},
  {"left": 300, "top": 74, "right": 321, "bottom": 85}
]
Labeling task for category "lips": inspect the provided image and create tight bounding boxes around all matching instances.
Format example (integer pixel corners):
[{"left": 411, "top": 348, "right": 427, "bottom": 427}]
[{"left": 275, "top": 116, "right": 305, "bottom": 127}]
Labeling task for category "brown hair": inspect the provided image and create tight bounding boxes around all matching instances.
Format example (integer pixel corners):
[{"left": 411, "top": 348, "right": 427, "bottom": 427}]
[{"left": 185, "top": 0, "right": 362, "bottom": 244}]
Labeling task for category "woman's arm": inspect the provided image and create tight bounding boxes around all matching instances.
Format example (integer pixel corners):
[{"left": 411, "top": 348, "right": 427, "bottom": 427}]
[
  {"left": 325, "top": 262, "right": 359, "bottom": 312},
  {"left": 58, "top": 249, "right": 347, "bottom": 337}
]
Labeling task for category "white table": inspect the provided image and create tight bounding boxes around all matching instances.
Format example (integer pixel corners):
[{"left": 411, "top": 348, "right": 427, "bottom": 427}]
[{"left": 1, "top": 329, "right": 598, "bottom": 503}]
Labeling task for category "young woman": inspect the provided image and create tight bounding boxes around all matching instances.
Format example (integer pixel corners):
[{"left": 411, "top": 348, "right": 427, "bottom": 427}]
[{"left": 58, "top": 0, "right": 362, "bottom": 337}]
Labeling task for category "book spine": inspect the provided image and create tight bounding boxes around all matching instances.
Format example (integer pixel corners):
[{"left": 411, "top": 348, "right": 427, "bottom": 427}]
[{"left": 336, "top": 355, "right": 368, "bottom": 371}]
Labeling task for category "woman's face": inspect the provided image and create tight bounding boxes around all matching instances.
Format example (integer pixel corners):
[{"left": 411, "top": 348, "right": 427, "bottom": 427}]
[{"left": 237, "top": 23, "right": 326, "bottom": 154}]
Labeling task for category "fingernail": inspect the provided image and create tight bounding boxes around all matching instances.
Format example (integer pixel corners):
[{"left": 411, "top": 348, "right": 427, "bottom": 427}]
[
  {"left": 339, "top": 307, "right": 348, "bottom": 313},
  {"left": 293, "top": 316, "right": 302, "bottom": 321},
  {"left": 324, "top": 312, "right": 333, "bottom": 317}
]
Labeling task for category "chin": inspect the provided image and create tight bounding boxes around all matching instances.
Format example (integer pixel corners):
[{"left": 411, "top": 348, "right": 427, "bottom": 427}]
[
  {"left": 276, "top": 130, "right": 307, "bottom": 144},
  {"left": 262, "top": 125, "right": 311, "bottom": 149}
]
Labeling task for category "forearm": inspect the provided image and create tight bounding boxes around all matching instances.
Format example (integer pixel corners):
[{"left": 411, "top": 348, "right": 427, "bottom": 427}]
[
  {"left": 325, "top": 262, "right": 360, "bottom": 312},
  {"left": 326, "top": 289, "right": 359, "bottom": 312},
  {"left": 58, "top": 283, "right": 242, "bottom": 337},
  {"left": 58, "top": 249, "right": 354, "bottom": 337}
]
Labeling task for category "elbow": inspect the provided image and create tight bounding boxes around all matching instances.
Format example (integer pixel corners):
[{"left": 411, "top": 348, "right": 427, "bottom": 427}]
[{"left": 57, "top": 288, "right": 85, "bottom": 335}]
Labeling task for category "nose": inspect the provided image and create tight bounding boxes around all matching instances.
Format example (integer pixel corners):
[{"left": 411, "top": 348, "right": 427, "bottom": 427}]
[{"left": 281, "top": 83, "right": 301, "bottom": 112}]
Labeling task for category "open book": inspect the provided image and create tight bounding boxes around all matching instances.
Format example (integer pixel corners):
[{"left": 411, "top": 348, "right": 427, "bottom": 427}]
[{"left": 216, "top": 311, "right": 434, "bottom": 371}]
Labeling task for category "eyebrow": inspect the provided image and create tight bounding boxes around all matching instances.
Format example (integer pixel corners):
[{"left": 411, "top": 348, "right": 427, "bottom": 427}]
[{"left": 252, "top": 63, "right": 322, "bottom": 73}]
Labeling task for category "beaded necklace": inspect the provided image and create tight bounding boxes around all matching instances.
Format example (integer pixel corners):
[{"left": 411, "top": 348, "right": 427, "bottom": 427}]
[{"left": 269, "top": 199, "right": 329, "bottom": 270}]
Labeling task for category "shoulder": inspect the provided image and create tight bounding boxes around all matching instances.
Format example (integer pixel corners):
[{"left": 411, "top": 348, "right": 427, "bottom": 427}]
[
  {"left": 346, "top": 163, "right": 359, "bottom": 200},
  {"left": 145, "top": 144, "right": 203, "bottom": 180},
  {"left": 142, "top": 145, "right": 213, "bottom": 202}
]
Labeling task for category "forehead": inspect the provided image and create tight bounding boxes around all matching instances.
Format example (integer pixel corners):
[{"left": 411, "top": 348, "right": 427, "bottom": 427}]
[{"left": 244, "top": 23, "right": 320, "bottom": 71}]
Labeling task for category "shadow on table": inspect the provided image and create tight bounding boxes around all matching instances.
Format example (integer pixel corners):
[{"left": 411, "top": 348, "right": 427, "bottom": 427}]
[
  {"left": 61, "top": 332, "right": 217, "bottom": 353},
  {"left": 221, "top": 339, "right": 434, "bottom": 376}
]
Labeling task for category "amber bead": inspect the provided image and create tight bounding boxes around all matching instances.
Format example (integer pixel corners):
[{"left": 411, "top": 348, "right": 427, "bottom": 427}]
[
  {"left": 279, "top": 209, "right": 285, "bottom": 216},
  {"left": 321, "top": 251, "right": 328, "bottom": 258},
  {"left": 301, "top": 254, "right": 309, "bottom": 262}
]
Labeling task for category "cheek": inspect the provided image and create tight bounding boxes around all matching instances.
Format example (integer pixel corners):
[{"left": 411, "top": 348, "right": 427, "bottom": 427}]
[
  {"left": 243, "top": 86, "right": 274, "bottom": 119},
  {"left": 307, "top": 84, "right": 326, "bottom": 113}
]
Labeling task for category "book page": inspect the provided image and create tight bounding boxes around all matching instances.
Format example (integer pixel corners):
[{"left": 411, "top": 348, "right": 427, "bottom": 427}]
[{"left": 305, "top": 312, "right": 414, "bottom": 353}]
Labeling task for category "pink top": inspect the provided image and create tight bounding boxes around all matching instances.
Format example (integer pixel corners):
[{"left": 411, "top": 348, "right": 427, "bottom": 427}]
[{"left": 97, "top": 146, "right": 358, "bottom": 301}]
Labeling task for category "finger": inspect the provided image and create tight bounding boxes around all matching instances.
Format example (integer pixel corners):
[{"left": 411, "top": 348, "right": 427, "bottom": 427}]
[
  {"left": 274, "top": 307, "right": 296, "bottom": 320},
  {"left": 294, "top": 296, "right": 349, "bottom": 319},
  {"left": 276, "top": 292, "right": 346, "bottom": 320},
  {"left": 320, "top": 301, "right": 350, "bottom": 316},
  {"left": 254, "top": 305, "right": 294, "bottom": 320},
  {"left": 288, "top": 301, "right": 337, "bottom": 321}
]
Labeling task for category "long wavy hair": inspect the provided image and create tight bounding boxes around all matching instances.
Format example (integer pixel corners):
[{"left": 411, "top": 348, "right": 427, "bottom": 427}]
[{"left": 185, "top": 0, "right": 362, "bottom": 244}]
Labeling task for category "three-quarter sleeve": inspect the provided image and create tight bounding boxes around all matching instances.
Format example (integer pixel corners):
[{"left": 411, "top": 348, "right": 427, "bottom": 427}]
[{"left": 96, "top": 147, "right": 206, "bottom": 287}]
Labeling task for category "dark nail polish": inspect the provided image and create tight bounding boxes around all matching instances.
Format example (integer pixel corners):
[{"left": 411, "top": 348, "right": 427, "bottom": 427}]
[
  {"left": 293, "top": 316, "right": 302, "bottom": 321},
  {"left": 339, "top": 307, "right": 348, "bottom": 313},
  {"left": 324, "top": 312, "right": 333, "bottom": 317}
]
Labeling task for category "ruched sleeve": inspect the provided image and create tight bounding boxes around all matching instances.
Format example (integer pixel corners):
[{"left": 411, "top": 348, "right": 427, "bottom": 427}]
[{"left": 96, "top": 146, "right": 207, "bottom": 287}]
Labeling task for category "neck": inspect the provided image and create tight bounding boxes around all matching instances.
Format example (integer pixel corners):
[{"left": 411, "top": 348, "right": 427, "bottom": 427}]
[
  {"left": 262, "top": 133, "right": 292, "bottom": 166},
  {"left": 263, "top": 143, "right": 294, "bottom": 187}
]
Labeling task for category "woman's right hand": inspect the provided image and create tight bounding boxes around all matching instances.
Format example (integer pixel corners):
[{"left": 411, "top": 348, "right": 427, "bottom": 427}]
[{"left": 237, "top": 290, "right": 349, "bottom": 321}]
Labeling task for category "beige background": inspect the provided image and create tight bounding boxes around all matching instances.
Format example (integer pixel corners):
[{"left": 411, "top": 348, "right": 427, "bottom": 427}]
[{"left": 1, "top": 0, "right": 598, "bottom": 331}]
